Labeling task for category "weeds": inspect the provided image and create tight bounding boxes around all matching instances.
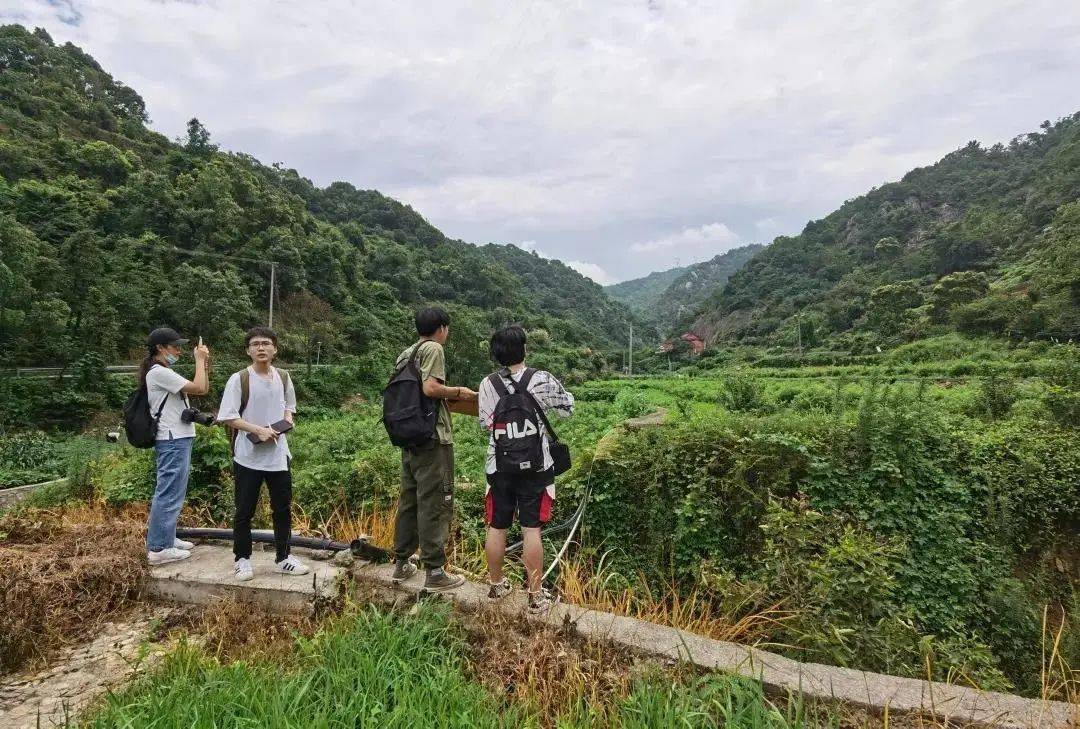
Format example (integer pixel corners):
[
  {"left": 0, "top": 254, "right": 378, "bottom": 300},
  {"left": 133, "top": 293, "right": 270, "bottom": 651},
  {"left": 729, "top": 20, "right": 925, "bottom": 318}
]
[{"left": 0, "top": 504, "right": 146, "bottom": 673}]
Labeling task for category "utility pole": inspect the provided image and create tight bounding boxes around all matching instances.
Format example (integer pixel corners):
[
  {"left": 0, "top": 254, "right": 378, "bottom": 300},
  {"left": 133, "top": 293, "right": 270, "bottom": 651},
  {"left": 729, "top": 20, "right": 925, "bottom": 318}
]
[
  {"left": 268, "top": 262, "right": 276, "bottom": 327},
  {"left": 628, "top": 322, "right": 634, "bottom": 377},
  {"left": 796, "top": 314, "right": 802, "bottom": 355},
  {"left": 315, "top": 341, "right": 322, "bottom": 365}
]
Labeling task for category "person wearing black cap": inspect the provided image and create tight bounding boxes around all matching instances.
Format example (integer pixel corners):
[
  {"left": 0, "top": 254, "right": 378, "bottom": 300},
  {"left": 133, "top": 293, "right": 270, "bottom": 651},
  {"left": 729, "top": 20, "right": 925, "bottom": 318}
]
[{"left": 140, "top": 327, "right": 210, "bottom": 565}]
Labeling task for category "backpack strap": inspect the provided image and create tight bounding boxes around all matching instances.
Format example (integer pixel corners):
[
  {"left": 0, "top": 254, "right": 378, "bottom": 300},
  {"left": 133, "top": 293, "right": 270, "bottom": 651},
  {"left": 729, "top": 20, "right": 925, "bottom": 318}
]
[
  {"left": 278, "top": 368, "right": 291, "bottom": 399},
  {"left": 519, "top": 370, "right": 563, "bottom": 444},
  {"left": 228, "top": 368, "right": 251, "bottom": 453},
  {"left": 148, "top": 364, "right": 170, "bottom": 420},
  {"left": 487, "top": 372, "right": 511, "bottom": 399}
]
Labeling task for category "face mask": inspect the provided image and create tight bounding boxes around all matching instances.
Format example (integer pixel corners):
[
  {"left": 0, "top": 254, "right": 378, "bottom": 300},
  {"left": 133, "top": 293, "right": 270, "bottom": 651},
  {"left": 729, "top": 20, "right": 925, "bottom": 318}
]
[{"left": 165, "top": 353, "right": 179, "bottom": 365}]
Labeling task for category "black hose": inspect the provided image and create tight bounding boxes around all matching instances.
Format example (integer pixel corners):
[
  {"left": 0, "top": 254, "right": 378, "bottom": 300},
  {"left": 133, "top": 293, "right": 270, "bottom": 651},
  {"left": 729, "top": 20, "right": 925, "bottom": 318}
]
[
  {"left": 175, "top": 527, "right": 391, "bottom": 562},
  {"left": 505, "top": 484, "right": 590, "bottom": 555}
]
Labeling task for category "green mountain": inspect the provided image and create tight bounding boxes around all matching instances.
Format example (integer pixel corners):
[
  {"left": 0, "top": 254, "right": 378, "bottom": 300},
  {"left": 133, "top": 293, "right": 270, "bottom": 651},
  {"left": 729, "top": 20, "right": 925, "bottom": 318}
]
[
  {"left": 605, "top": 265, "right": 687, "bottom": 314},
  {"left": 0, "top": 25, "right": 637, "bottom": 384},
  {"left": 689, "top": 117, "right": 1080, "bottom": 350},
  {"left": 608, "top": 244, "right": 763, "bottom": 335},
  {"left": 653, "top": 244, "right": 764, "bottom": 334}
]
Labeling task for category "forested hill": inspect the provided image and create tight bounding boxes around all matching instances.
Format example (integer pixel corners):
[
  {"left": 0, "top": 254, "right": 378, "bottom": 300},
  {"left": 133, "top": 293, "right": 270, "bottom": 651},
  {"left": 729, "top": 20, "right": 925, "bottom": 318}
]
[
  {"left": 605, "top": 265, "right": 688, "bottom": 314},
  {"left": 0, "top": 25, "right": 636, "bottom": 384},
  {"left": 607, "top": 244, "right": 763, "bottom": 335},
  {"left": 688, "top": 116, "right": 1080, "bottom": 350}
]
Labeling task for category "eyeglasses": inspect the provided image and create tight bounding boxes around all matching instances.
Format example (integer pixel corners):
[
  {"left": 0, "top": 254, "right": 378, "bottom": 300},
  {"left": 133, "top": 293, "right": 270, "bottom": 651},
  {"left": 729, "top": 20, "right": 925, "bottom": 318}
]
[{"left": 248, "top": 340, "right": 275, "bottom": 349}]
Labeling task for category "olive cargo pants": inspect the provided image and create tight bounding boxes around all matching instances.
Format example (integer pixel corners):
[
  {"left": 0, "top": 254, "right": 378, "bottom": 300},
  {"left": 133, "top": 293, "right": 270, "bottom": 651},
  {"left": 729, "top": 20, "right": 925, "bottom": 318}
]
[{"left": 393, "top": 440, "right": 455, "bottom": 569}]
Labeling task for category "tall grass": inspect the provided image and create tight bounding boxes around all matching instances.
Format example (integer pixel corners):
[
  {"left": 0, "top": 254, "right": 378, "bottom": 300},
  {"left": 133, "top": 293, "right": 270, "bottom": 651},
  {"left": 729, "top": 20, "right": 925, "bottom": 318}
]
[
  {"left": 84, "top": 604, "right": 521, "bottom": 728},
  {"left": 82, "top": 601, "right": 824, "bottom": 729}
]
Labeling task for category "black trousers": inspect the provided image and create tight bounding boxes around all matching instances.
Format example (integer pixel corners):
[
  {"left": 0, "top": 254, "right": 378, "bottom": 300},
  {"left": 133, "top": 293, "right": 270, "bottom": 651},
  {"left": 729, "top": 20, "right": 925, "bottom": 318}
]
[{"left": 233, "top": 461, "right": 292, "bottom": 562}]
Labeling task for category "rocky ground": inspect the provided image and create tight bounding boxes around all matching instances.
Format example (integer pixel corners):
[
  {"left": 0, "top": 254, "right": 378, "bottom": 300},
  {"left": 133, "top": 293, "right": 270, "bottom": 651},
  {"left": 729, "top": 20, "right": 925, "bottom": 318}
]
[{"left": 0, "top": 606, "right": 177, "bottom": 728}]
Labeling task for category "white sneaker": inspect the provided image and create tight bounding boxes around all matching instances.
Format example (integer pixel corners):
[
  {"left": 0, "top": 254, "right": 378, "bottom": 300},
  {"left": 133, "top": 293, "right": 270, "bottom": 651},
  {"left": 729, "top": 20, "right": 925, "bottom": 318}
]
[
  {"left": 174, "top": 538, "right": 195, "bottom": 550},
  {"left": 234, "top": 557, "right": 254, "bottom": 582},
  {"left": 276, "top": 555, "right": 310, "bottom": 576},
  {"left": 148, "top": 547, "right": 190, "bottom": 566}
]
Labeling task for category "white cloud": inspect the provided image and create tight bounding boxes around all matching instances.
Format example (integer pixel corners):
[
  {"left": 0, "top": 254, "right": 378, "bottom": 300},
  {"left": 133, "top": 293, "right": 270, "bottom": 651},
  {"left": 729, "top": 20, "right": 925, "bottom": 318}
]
[
  {"left": 630, "top": 223, "right": 739, "bottom": 253},
  {"left": 565, "top": 261, "right": 616, "bottom": 286},
  {"left": 5, "top": 0, "right": 1080, "bottom": 281}
]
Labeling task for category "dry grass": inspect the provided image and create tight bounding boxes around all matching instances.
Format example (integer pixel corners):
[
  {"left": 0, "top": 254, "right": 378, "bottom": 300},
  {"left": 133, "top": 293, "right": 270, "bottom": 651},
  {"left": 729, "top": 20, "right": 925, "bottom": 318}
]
[
  {"left": 313, "top": 499, "right": 787, "bottom": 647},
  {"left": 173, "top": 597, "right": 317, "bottom": 664},
  {"left": 0, "top": 502, "right": 147, "bottom": 674},
  {"left": 1040, "top": 605, "right": 1080, "bottom": 706},
  {"left": 458, "top": 602, "right": 659, "bottom": 724}
]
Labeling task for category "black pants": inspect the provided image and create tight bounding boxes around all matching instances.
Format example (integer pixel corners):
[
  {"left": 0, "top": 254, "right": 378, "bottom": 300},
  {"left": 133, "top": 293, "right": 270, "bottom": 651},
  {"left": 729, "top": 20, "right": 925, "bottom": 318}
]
[{"left": 233, "top": 461, "right": 292, "bottom": 562}]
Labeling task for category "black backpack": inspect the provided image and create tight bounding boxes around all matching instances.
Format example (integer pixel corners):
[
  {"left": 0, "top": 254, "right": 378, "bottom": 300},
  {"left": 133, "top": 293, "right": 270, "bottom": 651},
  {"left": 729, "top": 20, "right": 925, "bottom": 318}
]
[
  {"left": 382, "top": 342, "right": 438, "bottom": 448},
  {"left": 489, "top": 368, "right": 545, "bottom": 474},
  {"left": 122, "top": 366, "right": 169, "bottom": 449}
]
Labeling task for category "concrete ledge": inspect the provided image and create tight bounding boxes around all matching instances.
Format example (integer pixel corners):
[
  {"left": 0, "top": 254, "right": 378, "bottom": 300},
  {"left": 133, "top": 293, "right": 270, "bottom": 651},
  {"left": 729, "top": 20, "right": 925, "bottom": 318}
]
[
  {"left": 0, "top": 478, "right": 67, "bottom": 509},
  {"left": 351, "top": 560, "right": 1077, "bottom": 729},
  {"left": 623, "top": 407, "right": 668, "bottom": 430},
  {"left": 146, "top": 544, "right": 345, "bottom": 615},
  {"left": 140, "top": 543, "right": 1077, "bottom": 728}
]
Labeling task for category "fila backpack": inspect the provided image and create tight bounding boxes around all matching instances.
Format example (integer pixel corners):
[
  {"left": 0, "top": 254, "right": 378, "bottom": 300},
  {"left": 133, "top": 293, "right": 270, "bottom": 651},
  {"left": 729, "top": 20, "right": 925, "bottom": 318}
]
[{"left": 489, "top": 368, "right": 544, "bottom": 473}]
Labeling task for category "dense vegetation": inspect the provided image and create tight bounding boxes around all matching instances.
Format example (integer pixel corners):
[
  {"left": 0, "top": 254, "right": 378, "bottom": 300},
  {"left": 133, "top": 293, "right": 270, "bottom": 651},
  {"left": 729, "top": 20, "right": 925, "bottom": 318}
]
[
  {"left": 607, "top": 244, "right": 762, "bottom": 336},
  {"left": 684, "top": 117, "right": 1080, "bottom": 351},
  {"left": 570, "top": 342, "right": 1079, "bottom": 697},
  {"left": 0, "top": 25, "right": 637, "bottom": 391},
  {"left": 17, "top": 335, "right": 1069, "bottom": 700}
]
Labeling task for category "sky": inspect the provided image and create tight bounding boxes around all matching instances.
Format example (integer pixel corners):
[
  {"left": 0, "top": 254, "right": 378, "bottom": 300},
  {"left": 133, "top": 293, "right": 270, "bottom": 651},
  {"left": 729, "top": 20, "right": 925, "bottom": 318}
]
[{"left": 3, "top": 1, "right": 1080, "bottom": 285}]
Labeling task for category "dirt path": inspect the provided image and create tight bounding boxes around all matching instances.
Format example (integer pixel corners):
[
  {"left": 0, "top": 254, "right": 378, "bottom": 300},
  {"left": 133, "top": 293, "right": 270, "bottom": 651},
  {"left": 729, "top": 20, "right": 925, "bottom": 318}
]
[{"left": 0, "top": 606, "right": 176, "bottom": 728}]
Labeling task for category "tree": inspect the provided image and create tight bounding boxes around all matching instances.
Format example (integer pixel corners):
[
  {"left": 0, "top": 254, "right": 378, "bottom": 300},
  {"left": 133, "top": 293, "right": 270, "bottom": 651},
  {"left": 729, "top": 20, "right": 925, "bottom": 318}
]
[
  {"left": 875, "top": 236, "right": 902, "bottom": 259},
  {"left": 275, "top": 291, "right": 343, "bottom": 372},
  {"left": 930, "top": 271, "right": 989, "bottom": 323},
  {"left": 184, "top": 117, "right": 217, "bottom": 155},
  {"left": 867, "top": 281, "right": 923, "bottom": 337}
]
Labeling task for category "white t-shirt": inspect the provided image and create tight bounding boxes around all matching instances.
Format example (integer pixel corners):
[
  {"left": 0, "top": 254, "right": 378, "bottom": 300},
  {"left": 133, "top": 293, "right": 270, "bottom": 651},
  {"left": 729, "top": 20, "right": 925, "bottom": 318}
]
[
  {"left": 217, "top": 366, "right": 297, "bottom": 472},
  {"left": 145, "top": 364, "right": 194, "bottom": 440}
]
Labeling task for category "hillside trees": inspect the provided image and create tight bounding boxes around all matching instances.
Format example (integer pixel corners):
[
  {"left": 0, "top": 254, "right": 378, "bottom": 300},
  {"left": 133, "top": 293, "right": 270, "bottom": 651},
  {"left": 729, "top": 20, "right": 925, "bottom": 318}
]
[{"left": 0, "top": 24, "right": 639, "bottom": 376}]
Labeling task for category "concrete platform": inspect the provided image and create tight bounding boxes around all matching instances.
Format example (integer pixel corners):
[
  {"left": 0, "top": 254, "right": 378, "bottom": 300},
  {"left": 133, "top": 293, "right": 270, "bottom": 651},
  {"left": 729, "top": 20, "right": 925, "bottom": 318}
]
[{"left": 146, "top": 543, "right": 345, "bottom": 615}]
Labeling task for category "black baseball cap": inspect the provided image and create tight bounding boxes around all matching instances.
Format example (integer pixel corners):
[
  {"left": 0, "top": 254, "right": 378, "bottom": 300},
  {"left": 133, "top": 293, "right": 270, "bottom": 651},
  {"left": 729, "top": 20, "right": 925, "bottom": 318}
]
[{"left": 147, "top": 327, "right": 189, "bottom": 348}]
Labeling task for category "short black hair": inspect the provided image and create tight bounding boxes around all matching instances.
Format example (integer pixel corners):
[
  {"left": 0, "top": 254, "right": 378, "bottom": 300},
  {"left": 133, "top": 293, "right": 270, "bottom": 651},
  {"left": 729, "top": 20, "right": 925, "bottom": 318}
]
[
  {"left": 245, "top": 326, "right": 278, "bottom": 346},
  {"left": 490, "top": 325, "right": 527, "bottom": 366},
  {"left": 415, "top": 307, "right": 451, "bottom": 336}
]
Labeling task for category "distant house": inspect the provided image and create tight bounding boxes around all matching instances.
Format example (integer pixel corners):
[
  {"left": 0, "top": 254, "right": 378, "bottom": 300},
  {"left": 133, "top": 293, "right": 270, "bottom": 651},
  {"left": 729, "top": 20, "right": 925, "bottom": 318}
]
[{"left": 658, "top": 332, "right": 706, "bottom": 355}]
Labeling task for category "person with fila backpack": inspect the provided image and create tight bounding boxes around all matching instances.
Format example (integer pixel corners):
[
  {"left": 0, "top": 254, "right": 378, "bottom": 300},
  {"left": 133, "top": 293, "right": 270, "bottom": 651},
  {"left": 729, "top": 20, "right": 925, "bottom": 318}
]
[
  {"left": 216, "top": 326, "right": 309, "bottom": 581},
  {"left": 478, "top": 325, "right": 575, "bottom": 613}
]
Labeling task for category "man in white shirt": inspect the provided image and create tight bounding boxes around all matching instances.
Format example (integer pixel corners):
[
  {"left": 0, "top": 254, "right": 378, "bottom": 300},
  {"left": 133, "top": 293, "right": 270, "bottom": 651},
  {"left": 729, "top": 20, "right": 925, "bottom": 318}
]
[
  {"left": 216, "top": 327, "right": 309, "bottom": 581},
  {"left": 477, "top": 325, "right": 574, "bottom": 613}
]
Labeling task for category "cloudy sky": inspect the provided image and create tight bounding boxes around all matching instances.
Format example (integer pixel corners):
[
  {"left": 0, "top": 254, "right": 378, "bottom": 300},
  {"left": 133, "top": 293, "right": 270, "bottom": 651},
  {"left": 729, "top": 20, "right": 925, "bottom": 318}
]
[{"left": 4, "top": 1, "right": 1080, "bottom": 284}]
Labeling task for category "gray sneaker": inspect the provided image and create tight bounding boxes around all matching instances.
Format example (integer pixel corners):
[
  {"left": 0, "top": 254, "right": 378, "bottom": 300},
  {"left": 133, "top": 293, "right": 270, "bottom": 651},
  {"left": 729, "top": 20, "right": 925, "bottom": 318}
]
[
  {"left": 392, "top": 561, "right": 418, "bottom": 583},
  {"left": 527, "top": 587, "right": 559, "bottom": 614},
  {"left": 424, "top": 568, "right": 465, "bottom": 591},
  {"left": 488, "top": 577, "right": 512, "bottom": 599}
]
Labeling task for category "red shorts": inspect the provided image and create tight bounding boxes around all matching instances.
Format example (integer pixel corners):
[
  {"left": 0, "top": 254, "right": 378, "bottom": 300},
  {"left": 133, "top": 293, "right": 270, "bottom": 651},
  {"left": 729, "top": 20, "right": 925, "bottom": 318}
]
[{"left": 485, "top": 471, "right": 553, "bottom": 529}]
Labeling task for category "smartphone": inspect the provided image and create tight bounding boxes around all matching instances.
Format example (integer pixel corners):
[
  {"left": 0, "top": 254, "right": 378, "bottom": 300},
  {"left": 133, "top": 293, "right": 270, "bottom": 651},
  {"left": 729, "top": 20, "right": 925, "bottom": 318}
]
[{"left": 246, "top": 420, "right": 294, "bottom": 444}]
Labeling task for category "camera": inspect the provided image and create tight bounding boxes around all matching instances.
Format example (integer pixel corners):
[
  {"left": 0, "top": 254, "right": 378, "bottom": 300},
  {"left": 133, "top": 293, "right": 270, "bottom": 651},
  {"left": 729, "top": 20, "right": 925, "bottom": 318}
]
[{"left": 180, "top": 407, "right": 215, "bottom": 426}]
